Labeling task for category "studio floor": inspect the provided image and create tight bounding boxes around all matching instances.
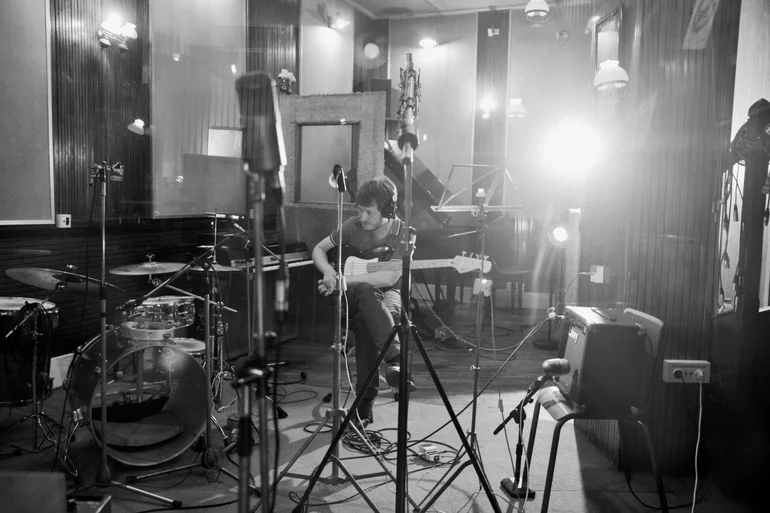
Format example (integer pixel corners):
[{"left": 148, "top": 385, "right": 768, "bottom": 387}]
[{"left": 0, "top": 302, "right": 752, "bottom": 513}]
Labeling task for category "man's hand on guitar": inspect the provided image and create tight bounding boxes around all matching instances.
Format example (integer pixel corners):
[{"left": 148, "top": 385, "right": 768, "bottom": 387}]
[{"left": 318, "top": 272, "right": 344, "bottom": 296}]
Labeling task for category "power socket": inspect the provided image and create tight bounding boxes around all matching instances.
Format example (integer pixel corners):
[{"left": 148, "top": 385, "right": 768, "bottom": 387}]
[{"left": 662, "top": 359, "right": 711, "bottom": 383}]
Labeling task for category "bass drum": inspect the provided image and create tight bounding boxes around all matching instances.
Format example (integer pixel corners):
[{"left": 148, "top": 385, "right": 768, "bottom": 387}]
[{"left": 66, "top": 325, "right": 207, "bottom": 467}]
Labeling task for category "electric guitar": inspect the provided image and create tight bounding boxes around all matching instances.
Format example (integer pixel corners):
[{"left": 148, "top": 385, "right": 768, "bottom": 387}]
[{"left": 328, "top": 245, "right": 491, "bottom": 276}]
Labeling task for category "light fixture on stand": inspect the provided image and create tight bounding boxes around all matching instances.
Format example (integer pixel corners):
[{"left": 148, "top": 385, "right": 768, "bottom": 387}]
[
  {"left": 524, "top": 0, "right": 550, "bottom": 24},
  {"left": 97, "top": 13, "right": 137, "bottom": 51},
  {"left": 317, "top": 1, "right": 350, "bottom": 29},
  {"left": 594, "top": 59, "right": 629, "bottom": 92},
  {"left": 127, "top": 119, "right": 151, "bottom": 136}
]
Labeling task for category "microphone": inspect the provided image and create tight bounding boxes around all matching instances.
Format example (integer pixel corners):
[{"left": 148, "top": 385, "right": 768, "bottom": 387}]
[
  {"left": 328, "top": 164, "right": 347, "bottom": 192},
  {"left": 542, "top": 358, "right": 570, "bottom": 376},
  {"left": 493, "top": 375, "right": 549, "bottom": 435},
  {"left": 235, "top": 72, "right": 287, "bottom": 200}
]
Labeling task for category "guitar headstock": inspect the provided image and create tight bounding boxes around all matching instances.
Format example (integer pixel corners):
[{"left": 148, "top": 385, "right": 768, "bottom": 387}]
[{"left": 449, "top": 256, "right": 492, "bottom": 274}]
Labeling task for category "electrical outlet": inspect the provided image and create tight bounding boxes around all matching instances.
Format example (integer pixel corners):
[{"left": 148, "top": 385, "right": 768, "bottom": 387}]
[{"left": 662, "top": 359, "right": 711, "bottom": 383}]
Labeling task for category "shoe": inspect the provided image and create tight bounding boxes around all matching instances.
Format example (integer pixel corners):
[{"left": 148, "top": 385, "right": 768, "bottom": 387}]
[
  {"left": 385, "top": 359, "right": 417, "bottom": 392},
  {"left": 350, "top": 397, "right": 374, "bottom": 430}
]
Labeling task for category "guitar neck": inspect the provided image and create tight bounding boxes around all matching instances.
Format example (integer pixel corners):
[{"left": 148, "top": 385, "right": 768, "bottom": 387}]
[{"left": 366, "top": 259, "right": 452, "bottom": 273}]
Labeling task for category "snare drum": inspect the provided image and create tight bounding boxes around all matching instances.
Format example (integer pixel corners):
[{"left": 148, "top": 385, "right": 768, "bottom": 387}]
[
  {"left": 0, "top": 297, "right": 59, "bottom": 405},
  {"left": 173, "top": 338, "right": 207, "bottom": 365},
  {"left": 129, "top": 296, "right": 196, "bottom": 329}
]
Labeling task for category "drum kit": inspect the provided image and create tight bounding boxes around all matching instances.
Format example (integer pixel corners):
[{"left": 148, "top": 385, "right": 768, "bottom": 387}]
[{"left": 0, "top": 248, "right": 247, "bottom": 473}]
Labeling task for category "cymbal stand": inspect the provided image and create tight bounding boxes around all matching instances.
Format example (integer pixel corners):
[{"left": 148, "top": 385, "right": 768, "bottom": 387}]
[
  {"left": 87, "top": 161, "right": 181, "bottom": 508},
  {"left": 0, "top": 295, "right": 64, "bottom": 455}
]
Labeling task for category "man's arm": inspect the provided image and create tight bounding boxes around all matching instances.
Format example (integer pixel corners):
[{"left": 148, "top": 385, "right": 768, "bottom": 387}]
[{"left": 313, "top": 237, "right": 401, "bottom": 293}]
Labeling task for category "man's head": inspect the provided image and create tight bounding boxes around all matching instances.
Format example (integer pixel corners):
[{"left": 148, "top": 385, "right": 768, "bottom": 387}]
[{"left": 355, "top": 176, "right": 397, "bottom": 231}]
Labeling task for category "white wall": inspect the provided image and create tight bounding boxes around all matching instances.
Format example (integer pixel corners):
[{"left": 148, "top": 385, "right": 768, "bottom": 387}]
[
  {"left": 299, "top": 0, "right": 355, "bottom": 95},
  {"left": 389, "top": 14, "right": 477, "bottom": 197}
]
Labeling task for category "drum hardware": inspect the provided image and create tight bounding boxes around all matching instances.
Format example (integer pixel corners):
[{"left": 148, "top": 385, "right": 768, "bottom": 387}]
[{"left": 0, "top": 295, "right": 64, "bottom": 456}]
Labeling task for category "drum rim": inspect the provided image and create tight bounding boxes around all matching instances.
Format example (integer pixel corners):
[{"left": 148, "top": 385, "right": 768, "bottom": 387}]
[{"left": 0, "top": 296, "right": 58, "bottom": 311}]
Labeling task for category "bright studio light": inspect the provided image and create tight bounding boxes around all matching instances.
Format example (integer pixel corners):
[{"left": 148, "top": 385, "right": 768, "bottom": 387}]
[
  {"left": 419, "top": 38, "right": 438, "bottom": 48},
  {"left": 551, "top": 225, "right": 569, "bottom": 243},
  {"left": 544, "top": 118, "right": 601, "bottom": 172}
]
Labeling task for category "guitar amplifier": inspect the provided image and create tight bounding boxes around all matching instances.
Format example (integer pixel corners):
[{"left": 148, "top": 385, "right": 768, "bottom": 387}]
[{"left": 557, "top": 306, "right": 646, "bottom": 414}]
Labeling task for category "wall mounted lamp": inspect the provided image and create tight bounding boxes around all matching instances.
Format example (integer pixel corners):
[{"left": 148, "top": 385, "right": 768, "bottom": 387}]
[
  {"left": 127, "top": 119, "right": 151, "bottom": 136},
  {"left": 506, "top": 98, "right": 527, "bottom": 119},
  {"left": 593, "top": 59, "right": 629, "bottom": 91},
  {"left": 97, "top": 13, "right": 137, "bottom": 51},
  {"left": 525, "top": 0, "right": 550, "bottom": 24},
  {"left": 317, "top": 1, "right": 350, "bottom": 29}
]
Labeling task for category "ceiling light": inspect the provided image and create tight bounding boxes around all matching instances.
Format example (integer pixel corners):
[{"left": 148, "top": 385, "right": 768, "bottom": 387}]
[
  {"left": 525, "top": 0, "right": 550, "bottom": 24},
  {"left": 419, "top": 37, "right": 438, "bottom": 48},
  {"left": 593, "top": 59, "right": 629, "bottom": 91}
]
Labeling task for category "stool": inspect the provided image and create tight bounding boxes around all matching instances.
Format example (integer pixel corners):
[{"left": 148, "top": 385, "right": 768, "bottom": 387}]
[{"left": 497, "top": 266, "right": 529, "bottom": 313}]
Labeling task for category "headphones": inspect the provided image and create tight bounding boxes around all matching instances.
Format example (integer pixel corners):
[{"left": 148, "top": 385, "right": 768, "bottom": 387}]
[{"left": 381, "top": 192, "right": 397, "bottom": 219}]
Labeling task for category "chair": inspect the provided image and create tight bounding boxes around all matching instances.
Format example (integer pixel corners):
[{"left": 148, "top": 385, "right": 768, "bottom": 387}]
[{"left": 523, "top": 307, "right": 668, "bottom": 513}]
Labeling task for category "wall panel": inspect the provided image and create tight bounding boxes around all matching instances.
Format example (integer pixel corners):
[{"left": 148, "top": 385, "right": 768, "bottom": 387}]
[{"left": 577, "top": 0, "right": 741, "bottom": 473}]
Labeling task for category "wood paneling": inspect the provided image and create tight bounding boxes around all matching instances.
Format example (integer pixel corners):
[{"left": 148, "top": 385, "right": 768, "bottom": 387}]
[
  {"left": 246, "top": 0, "right": 299, "bottom": 84},
  {"left": 577, "top": 0, "right": 741, "bottom": 473},
  {"left": 52, "top": 0, "right": 151, "bottom": 222}
]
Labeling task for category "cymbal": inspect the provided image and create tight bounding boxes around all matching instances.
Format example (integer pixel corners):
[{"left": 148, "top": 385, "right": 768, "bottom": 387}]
[
  {"left": 0, "top": 248, "right": 52, "bottom": 256},
  {"left": 5, "top": 268, "right": 125, "bottom": 298},
  {"left": 109, "top": 262, "right": 186, "bottom": 276},
  {"left": 189, "top": 263, "right": 241, "bottom": 273}
]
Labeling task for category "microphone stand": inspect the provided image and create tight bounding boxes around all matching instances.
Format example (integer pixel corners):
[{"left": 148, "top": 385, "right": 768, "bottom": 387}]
[
  {"left": 495, "top": 375, "right": 550, "bottom": 500},
  {"left": 88, "top": 162, "right": 180, "bottom": 508}
]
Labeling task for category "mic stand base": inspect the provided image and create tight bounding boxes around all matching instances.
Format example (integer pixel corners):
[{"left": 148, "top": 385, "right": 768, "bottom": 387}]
[{"left": 500, "top": 477, "right": 536, "bottom": 500}]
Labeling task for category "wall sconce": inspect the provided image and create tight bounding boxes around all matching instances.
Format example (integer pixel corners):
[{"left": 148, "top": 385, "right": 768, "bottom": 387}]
[
  {"left": 127, "top": 119, "right": 151, "bottom": 136},
  {"left": 97, "top": 13, "right": 137, "bottom": 51},
  {"left": 584, "top": 4, "right": 602, "bottom": 34},
  {"left": 506, "top": 98, "right": 527, "bottom": 119},
  {"left": 593, "top": 59, "right": 629, "bottom": 91},
  {"left": 317, "top": 1, "right": 350, "bottom": 29},
  {"left": 277, "top": 69, "right": 296, "bottom": 94},
  {"left": 363, "top": 42, "right": 380, "bottom": 59},
  {"left": 524, "top": 0, "right": 550, "bottom": 24},
  {"left": 480, "top": 96, "right": 495, "bottom": 120}
]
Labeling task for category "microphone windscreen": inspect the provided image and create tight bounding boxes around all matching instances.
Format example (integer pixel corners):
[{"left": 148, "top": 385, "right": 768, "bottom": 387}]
[
  {"left": 542, "top": 358, "right": 570, "bottom": 376},
  {"left": 236, "top": 72, "right": 287, "bottom": 173}
]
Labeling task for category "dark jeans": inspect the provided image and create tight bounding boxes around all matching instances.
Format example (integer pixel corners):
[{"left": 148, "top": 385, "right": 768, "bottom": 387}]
[{"left": 345, "top": 283, "right": 401, "bottom": 400}]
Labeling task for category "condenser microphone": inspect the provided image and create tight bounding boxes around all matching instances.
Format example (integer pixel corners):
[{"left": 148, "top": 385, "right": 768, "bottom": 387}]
[
  {"left": 235, "top": 72, "right": 287, "bottom": 200},
  {"left": 542, "top": 358, "right": 570, "bottom": 376}
]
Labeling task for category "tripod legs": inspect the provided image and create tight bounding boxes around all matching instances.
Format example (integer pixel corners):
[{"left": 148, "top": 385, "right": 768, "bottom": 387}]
[{"left": 293, "top": 323, "right": 501, "bottom": 513}]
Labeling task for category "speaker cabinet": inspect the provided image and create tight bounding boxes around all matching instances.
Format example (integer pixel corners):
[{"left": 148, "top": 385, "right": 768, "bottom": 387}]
[{"left": 557, "top": 306, "right": 646, "bottom": 414}]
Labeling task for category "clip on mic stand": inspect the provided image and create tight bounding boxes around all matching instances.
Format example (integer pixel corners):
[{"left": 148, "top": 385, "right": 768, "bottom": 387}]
[{"left": 87, "top": 162, "right": 181, "bottom": 508}]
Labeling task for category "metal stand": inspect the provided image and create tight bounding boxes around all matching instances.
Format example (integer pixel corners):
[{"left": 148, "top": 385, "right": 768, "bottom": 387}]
[
  {"left": 87, "top": 161, "right": 181, "bottom": 509},
  {"left": 249, "top": 165, "right": 394, "bottom": 512},
  {"left": 292, "top": 53, "right": 502, "bottom": 513},
  {"left": 0, "top": 298, "right": 63, "bottom": 455}
]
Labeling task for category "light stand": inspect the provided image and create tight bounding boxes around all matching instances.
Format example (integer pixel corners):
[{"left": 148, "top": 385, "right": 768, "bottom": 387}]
[{"left": 88, "top": 161, "right": 181, "bottom": 508}]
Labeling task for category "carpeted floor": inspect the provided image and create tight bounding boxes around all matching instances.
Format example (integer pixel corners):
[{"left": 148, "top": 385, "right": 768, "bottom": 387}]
[{"left": 0, "top": 303, "right": 752, "bottom": 512}]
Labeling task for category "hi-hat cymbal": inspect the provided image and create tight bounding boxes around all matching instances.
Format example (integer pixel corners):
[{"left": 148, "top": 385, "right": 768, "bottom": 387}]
[
  {"left": 109, "top": 262, "right": 186, "bottom": 276},
  {"left": 189, "top": 263, "right": 241, "bottom": 273},
  {"left": 5, "top": 268, "right": 126, "bottom": 298}
]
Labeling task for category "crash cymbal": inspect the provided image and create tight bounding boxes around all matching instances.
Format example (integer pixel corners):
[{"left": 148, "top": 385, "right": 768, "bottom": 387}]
[
  {"left": 5, "top": 268, "right": 125, "bottom": 298},
  {"left": 189, "top": 263, "right": 241, "bottom": 273},
  {"left": 109, "top": 262, "right": 186, "bottom": 276}
]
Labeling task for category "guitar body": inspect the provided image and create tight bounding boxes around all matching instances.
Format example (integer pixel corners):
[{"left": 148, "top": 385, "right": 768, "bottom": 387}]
[{"left": 326, "top": 245, "right": 491, "bottom": 277}]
